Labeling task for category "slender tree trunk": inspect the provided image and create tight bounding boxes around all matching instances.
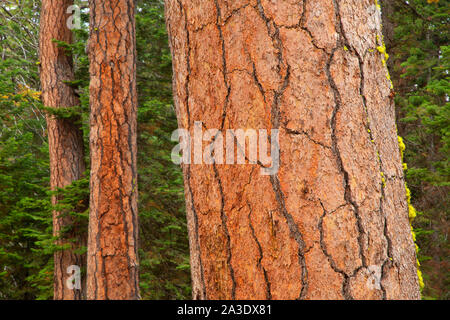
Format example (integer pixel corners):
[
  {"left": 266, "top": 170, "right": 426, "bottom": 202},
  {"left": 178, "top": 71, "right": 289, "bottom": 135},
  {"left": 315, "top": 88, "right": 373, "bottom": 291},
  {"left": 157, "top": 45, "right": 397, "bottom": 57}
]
[
  {"left": 165, "top": 0, "right": 421, "bottom": 300},
  {"left": 86, "top": 0, "right": 139, "bottom": 300},
  {"left": 39, "top": 0, "right": 86, "bottom": 300}
]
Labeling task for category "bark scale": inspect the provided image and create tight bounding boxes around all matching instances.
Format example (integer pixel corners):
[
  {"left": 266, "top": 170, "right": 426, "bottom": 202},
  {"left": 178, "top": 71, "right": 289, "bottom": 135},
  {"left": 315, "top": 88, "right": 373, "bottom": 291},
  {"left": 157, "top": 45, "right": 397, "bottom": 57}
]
[
  {"left": 86, "top": 0, "right": 140, "bottom": 300},
  {"left": 165, "top": 0, "right": 421, "bottom": 300},
  {"left": 39, "top": 0, "right": 87, "bottom": 300}
]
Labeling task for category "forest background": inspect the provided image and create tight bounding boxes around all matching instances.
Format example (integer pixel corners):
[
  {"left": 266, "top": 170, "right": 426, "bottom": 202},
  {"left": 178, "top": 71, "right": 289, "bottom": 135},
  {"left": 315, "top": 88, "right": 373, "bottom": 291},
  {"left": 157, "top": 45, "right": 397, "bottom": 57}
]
[{"left": 0, "top": 0, "right": 447, "bottom": 300}]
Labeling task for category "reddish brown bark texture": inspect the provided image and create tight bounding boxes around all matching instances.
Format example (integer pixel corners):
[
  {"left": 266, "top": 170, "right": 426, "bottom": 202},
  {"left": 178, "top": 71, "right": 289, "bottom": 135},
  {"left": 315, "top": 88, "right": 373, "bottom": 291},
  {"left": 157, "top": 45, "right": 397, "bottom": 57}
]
[
  {"left": 39, "top": 0, "right": 86, "bottom": 300},
  {"left": 86, "top": 0, "right": 139, "bottom": 300},
  {"left": 165, "top": 0, "right": 421, "bottom": 300}
]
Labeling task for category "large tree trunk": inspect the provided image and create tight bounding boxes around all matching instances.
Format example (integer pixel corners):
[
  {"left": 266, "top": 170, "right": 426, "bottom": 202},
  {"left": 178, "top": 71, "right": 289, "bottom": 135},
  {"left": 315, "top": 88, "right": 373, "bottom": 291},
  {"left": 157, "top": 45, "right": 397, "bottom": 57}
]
[
  {"left": 165, "top": 0, "right": 421, "bottom": 300},
  {"left": 86, "top": 0, "right": 140, "bottom": 300},
  {"left": 39, "top": 0, "right": 86, "bottom": 300}
]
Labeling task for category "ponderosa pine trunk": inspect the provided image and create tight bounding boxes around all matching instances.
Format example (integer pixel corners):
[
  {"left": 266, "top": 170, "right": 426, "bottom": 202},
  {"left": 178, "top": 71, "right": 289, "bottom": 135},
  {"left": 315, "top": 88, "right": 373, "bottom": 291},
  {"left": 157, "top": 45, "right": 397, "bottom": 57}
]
[
  {"left": 86, "top": 0, "right": 139, "bottom": 300},
  {"left": 39, "top": 0, "right": 86, "bottom": 300},
  {"left": 165, "top": 0, "right": 421, "bottom": 300}
]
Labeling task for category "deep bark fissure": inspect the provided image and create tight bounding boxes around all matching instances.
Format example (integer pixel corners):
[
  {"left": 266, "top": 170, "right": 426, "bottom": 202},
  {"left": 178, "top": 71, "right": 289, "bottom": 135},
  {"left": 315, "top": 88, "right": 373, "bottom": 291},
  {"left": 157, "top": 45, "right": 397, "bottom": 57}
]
[
  {"left": 331, "top": 0, "right": 397, "bottom": 299},
  {"left": 185, "top": 164, "right": 207, "bottom": 299},
  {"left": 270, "top": 175, "right": 309, "bottom": 300},
  {"left": 176, "top": 0, "right": 192, "bottom": 125},
  {"left": 213, "top": 0, "right": 231, "bottom": 131},
  {"left": 247, "top": 201, "right": 272, "bottom": 300},
  {"left": 255, "top": 1, "right": 309, "bottom": 299},
  {"left": 212, "top": 163, "right": 237, "bottom": 299}
]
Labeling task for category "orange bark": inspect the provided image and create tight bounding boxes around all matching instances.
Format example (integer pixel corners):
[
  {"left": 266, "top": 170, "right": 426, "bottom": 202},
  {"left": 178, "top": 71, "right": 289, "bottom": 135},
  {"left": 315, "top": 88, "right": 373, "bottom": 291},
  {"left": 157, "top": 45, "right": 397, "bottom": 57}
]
[
  {"left": 86, "top": 0, "right": 140, "bottom": 300},
  {"left": 39, "top": 0, "right": 86, "bottom": 300},
  {"left": 165, "top": 0, "right": 421, "bottom": 300}
]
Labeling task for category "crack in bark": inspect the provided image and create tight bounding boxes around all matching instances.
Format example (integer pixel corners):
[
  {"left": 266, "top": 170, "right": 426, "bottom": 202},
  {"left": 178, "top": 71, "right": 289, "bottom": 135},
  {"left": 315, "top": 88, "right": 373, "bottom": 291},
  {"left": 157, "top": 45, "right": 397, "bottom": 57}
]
[
  {"left": 185, "top": 165, "right": 207, "bottom": 299},
  {"left": 41, "top": 0, "right": 87, "bottom": 300},
  {"left": 255, "top": 0, "right": 285, "bottom": 76},
  {"left": 212, "top": 163, "right": 236, "bottom": 299},
  {"left": 165, "top": 0, "right": 419, "bottom": 300},
  {"left": 222, "top": 3, "right": 252, "bottom": 25},
  {"left": 176, "top": 0, "right": 191, "bottom": 126},
  {"left": 318, "top": 201, "right": 363, "bottom": 300},
  {"left": 213, "top": 0, "right": 231, "bottom": 131},
  {"left": 247, "top": 201, "right": 272, "bottom": 300},
  {"left": 109, "top": 5, "right": 139, "bottom": 295},
  {"left": 283, "top": 126, "right": 332, "bottom": 150},
  {"left": 326, "top": 46, "right": 367, "bottom": 270},
  {"left": 331, "top": 0, "right": 395, "bottom": 299},
  {"left": 87, "top": 0, "right": 139, "bottom": 300},
  {"left": 355, "top": 50, "right": 394, "bottom": 295},
  {"left": 256, "top": 0, "right": 309, "bottom": 299},
  {"left": 251, "top": 62, "right": 267, "bottom": 104}
]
